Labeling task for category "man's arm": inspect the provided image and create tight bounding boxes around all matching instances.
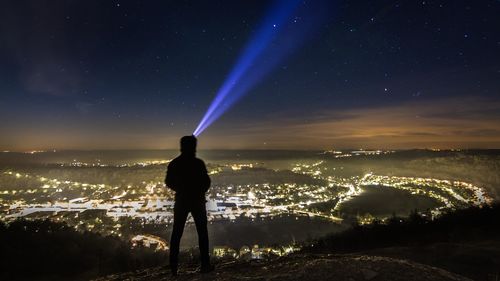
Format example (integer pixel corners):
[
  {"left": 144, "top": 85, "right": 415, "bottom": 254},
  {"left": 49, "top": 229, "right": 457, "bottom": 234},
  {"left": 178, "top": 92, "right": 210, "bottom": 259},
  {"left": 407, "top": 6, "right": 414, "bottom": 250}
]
[
  {"left": 201, "top": 161, "right": 211, "bottom": 193},
  {"left": 165, "top": 162, "right": 178, "bottom": 192}
]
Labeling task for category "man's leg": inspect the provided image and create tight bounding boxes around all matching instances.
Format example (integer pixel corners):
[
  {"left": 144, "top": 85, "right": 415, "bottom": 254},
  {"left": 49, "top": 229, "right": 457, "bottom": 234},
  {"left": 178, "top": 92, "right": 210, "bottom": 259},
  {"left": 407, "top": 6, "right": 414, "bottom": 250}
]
[
  {"left": 170, "top": 203, "right": 189, "bottom": 274},
  {"left": 191, "top": 203, "right": 211, "bottom": 269}
]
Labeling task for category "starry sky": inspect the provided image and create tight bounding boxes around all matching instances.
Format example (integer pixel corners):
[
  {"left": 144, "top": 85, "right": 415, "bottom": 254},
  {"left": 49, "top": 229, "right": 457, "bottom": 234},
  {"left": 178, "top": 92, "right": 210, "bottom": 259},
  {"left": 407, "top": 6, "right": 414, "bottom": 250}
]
[{"left": 1, "top": 0, "right": 499, "bottom": 151}]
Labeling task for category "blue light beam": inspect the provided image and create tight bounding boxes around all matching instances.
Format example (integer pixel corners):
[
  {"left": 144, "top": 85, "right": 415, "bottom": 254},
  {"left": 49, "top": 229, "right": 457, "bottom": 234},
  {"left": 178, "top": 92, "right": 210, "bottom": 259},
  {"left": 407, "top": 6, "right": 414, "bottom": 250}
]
[{"left": 193, "top": 0, "right": 332, "bottom": 136}]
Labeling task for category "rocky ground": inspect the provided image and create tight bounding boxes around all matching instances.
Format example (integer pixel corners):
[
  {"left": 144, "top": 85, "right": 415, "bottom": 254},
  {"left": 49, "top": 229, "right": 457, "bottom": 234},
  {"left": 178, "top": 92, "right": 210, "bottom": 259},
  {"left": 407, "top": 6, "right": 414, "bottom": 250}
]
[{"left": 93, "top": 254, "right": 472, "bottom": 281}]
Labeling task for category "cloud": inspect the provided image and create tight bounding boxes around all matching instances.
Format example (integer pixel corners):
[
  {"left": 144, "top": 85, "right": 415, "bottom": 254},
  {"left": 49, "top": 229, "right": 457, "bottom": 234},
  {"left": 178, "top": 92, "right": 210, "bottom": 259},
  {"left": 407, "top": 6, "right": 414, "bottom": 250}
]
[
  {"left": 202, "top": 96, "right": 500, "bottom": 149},
  {"left": 3, "top": 96, "right": 500, "bottom": 150}
]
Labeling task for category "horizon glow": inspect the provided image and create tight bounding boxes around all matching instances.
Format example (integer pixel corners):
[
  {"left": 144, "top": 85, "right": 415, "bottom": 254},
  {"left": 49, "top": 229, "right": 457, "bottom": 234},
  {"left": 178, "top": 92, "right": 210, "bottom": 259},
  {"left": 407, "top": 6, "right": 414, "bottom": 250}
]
[{"left": 193, "top": 0, "right": 331, "bottom": 136}]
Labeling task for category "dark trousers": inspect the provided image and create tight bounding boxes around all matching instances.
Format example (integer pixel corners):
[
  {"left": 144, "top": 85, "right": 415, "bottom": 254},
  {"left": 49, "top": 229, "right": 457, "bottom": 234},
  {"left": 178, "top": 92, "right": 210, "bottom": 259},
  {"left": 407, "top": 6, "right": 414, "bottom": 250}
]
[{"left": 169, "top": 201, "right": 210, "bottom": 267}]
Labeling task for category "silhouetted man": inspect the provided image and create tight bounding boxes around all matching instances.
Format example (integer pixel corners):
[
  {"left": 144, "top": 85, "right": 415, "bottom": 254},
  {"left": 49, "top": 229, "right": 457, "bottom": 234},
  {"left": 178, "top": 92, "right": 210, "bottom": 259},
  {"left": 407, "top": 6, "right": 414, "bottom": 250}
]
[{"left": 165, "top": 135, "right": 213, "bottom": 275}]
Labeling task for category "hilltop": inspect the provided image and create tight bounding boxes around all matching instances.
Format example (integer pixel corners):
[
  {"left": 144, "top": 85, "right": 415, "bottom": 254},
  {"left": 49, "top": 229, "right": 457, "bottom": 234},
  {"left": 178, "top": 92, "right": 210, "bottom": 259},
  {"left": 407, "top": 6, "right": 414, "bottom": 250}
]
[{"left": 93, "top": 254, "right": 470, "bottom": 281}]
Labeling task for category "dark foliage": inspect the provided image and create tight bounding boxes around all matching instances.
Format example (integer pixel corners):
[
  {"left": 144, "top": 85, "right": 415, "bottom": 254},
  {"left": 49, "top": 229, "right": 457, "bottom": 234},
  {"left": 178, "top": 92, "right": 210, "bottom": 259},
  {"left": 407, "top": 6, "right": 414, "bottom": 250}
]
[
  {"left": 305, "top": 204, "right": 500, "bottom": 252},
  {"left": 303, "top": 204, "right": 500, "bottom": 280},
  {"left": 0, "top": 219, "right": 167, "bottom": 281}
]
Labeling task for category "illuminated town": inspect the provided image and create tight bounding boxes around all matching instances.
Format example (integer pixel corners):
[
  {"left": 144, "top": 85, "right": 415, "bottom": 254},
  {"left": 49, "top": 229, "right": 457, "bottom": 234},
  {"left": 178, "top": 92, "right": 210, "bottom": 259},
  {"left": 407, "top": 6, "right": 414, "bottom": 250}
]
[
  {"left": 0, "top": 149, "right": 495, "bottom": 261},
  {"left": 0, "top": 150, "right": 492, "bottom": 231}
]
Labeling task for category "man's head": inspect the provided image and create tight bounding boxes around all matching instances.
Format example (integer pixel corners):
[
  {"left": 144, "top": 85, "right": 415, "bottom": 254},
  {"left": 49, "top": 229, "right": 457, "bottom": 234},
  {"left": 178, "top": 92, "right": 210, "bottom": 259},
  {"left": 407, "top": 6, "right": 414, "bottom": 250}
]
[{"left": 180, "top": 135, "right": 197, "bottom": 155}]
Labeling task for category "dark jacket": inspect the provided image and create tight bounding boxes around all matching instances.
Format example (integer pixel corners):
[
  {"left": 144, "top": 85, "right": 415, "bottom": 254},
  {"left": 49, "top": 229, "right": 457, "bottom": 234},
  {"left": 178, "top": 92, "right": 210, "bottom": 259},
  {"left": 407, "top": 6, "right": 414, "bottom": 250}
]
[{"left": 165, "top": 154, "right": 211, "bottom": 202}]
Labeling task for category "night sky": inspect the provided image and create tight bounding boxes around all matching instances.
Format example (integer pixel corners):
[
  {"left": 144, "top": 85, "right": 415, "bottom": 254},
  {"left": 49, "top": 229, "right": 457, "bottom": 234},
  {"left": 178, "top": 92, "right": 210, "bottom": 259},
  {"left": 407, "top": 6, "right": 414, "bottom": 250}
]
[{"left": 1, "top": 0, "right": 499, "bottom": 150}]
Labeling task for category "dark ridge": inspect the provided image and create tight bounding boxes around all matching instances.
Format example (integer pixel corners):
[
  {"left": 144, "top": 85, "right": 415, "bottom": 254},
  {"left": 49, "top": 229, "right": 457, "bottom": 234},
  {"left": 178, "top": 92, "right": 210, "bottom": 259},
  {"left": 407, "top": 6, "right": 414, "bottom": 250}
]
[
  {"left": 0, "top": 219, "right": 166, "bottom": 281},
  {"left": 302, "top": 204, "right": 500, "bottom": 280}
]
